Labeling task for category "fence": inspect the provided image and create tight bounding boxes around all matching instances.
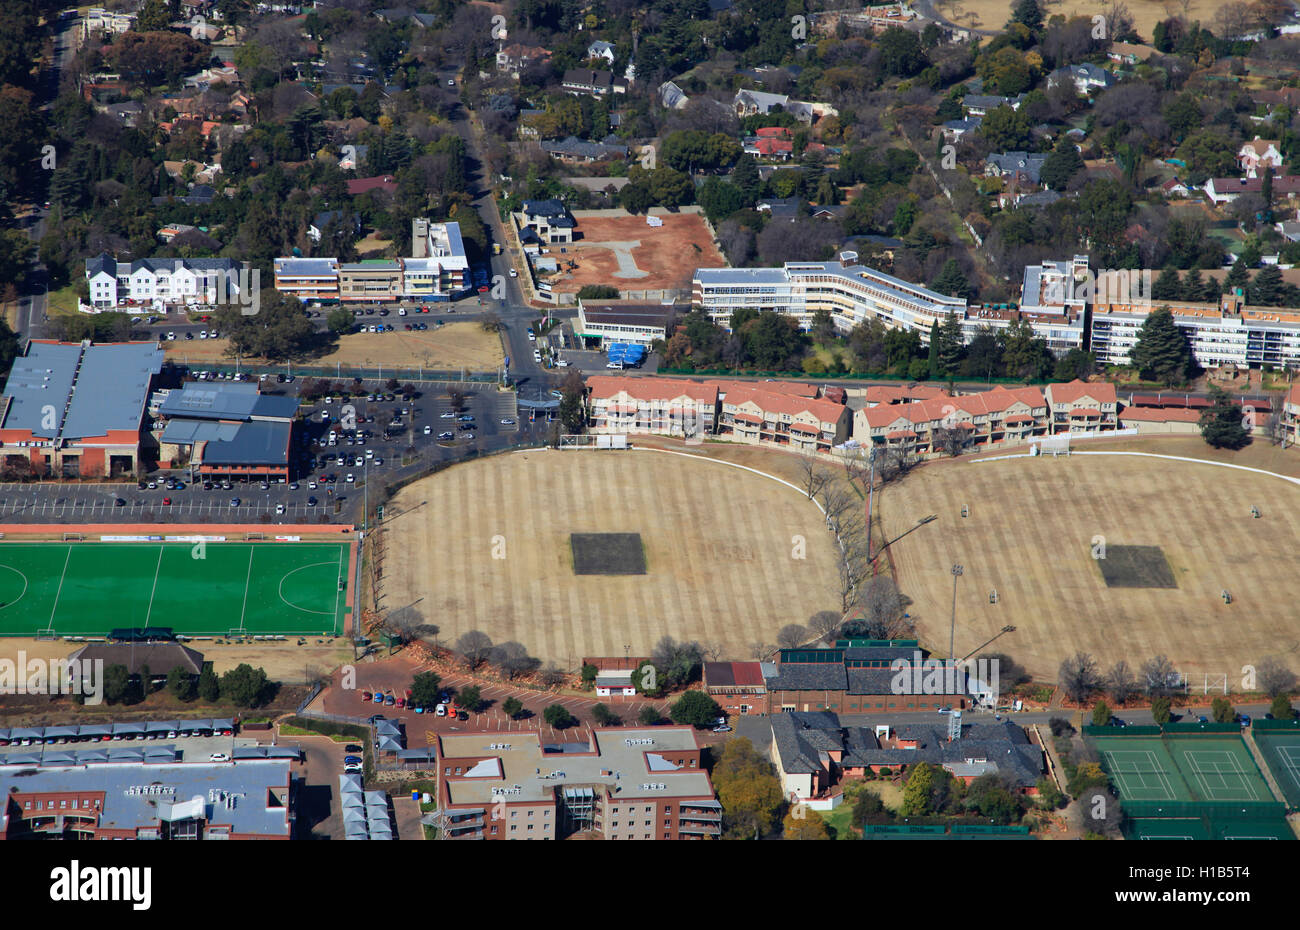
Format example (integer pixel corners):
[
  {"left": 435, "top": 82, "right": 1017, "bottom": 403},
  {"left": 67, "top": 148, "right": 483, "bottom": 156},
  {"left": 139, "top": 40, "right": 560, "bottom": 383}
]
[
  {"left": 169, "top": 360, "right": 502, "bottom": 384},
  {"left": 294, "top": 682, "right": 324, "bottom": 716},
  {"left": 1121, "top": 800, "right": 1287, "bottom": 819}
]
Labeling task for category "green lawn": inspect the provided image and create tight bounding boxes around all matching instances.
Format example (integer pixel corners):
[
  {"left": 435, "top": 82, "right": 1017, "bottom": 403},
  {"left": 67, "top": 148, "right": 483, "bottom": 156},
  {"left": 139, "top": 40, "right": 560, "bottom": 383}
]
[{"left": 0, "top": 542, "right": 349, "bottom": 636}]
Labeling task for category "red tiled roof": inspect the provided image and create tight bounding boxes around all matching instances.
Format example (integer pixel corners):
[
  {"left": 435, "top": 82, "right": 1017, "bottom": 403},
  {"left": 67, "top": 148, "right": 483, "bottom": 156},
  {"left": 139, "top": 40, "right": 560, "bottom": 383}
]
[
  {"left": 1069, "top": 409, "right": 1102, "bottom": 418},
  {"left": 1005, "top": 414, "right": 1034, "bottom": 425},
  {"left": 705, "top": 661, "right": 765, "bottom": 687},
  {"left": 585, "top": 375, "right": 718, "bottom": 405},
  {"left": 861, "top": 386, "right": 1045, "bottom": 430},
  {"left": 1048, "top": 379, "right": 1117, "bottom": 405},
  {"left": 719, "top": 385, "right": 847, "bottom": 426},
  {"left": 1120, "top": 406, "right": 1201, "bottom": 423},
  {"left": 789, "top": 423, "right": 820, "bottom": 434},
  {"left": 886, "top": 429, "right": 917, "bottom": 439},
  {"left": 734, "top": 413, "right": 763, "bottom": 425}
]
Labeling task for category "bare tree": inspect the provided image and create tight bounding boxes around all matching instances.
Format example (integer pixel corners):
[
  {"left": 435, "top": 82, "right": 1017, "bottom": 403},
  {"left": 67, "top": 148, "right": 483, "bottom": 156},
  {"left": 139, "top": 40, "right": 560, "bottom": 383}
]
[
  {"left": 455, "top": 630, "right": 495, "bottom": 670},
  {"left": 777, "top": 624, "right": 808, "bottom": 649},
  {"left": 1140, "top": 655, "right": 1179, "bottom": 697},
  {"left": 931, "top": 427, "right": 971, "bottom": 458},
  {"left": 1257, "top": 657, "right": 1298, "bottom": 697},
  {"left": 1106, "top": 660, "right": 1138, "bottom": 705},
  {"left": 384, "top": 604, "right": 425, "bottom": 645},
  {"left": 797, "top": 451, "right": 832, "bottom": 501},
  {"left": 748, "top": 641, "right": 777, "bottom": 661},
  {"left": 1058, "top": 653, "right": 1102, "bottom": 704},
  {"left": 1104, "top": 0, "right": 1134, "bottom": 39},
  {"left": 842, "top": 444, "right": 873, "bottom": 499},
  {"left": 492, "top": 641, "right": 541, "bottom": 680},
  {"left": 538, "top": 663, "right": 568, "bottom": 688},
  {"left": 818, "top": 481, "right": 857, "bottom": 536},
  {"left": 844, "top": 575, "right": 910, "bottom": 639},
  {"left": 808, "top": 610, "right": 843, "bottom": 644},
  {"left": 1078, "top": 789, "right": 1124, "bottom": 838}
]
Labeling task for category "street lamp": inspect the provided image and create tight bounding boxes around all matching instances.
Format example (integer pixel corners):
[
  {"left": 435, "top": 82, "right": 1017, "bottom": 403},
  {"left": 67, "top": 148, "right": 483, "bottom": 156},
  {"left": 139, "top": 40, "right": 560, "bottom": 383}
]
[{"left": 950, "top": 564, "right": 963, "bottom": 662}]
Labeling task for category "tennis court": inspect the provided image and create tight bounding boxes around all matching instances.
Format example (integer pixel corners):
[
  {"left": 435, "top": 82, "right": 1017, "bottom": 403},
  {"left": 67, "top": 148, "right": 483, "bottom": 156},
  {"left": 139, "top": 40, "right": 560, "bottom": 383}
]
[
  {"left": 1252, "top": 729, "right": 1300, "bottom": 808},
  {"left": 0, "top": 541, "right": 350, "bottom": 637},
  {"left": 1094, "top": 734, "right": 1273, "bottom": 805},
  {"left": 1128, "top": 817, "right": 1293, "bottom": 840}
]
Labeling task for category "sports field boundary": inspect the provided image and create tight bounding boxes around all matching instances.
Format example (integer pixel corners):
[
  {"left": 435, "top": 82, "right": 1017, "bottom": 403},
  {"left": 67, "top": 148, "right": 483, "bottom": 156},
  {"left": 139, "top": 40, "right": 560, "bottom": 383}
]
[
  {"left": 972, "top": 449, "right": 1300, "bottom": 490},
  {"left": 0, "top": 524, "right": 360, "bottom": 638}
]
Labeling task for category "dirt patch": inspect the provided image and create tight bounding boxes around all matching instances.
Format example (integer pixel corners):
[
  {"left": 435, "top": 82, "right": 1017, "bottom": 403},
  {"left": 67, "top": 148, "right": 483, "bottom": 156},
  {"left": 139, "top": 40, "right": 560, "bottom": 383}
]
[
  {"left": 934, "top": 0, "right": 1185, "bottom": 36},
  {"left": 544, "top": 211, "right": 727, "bottom": 296},
  {"left": 163, "top": 321, "right": 505, "bottom": 370}
]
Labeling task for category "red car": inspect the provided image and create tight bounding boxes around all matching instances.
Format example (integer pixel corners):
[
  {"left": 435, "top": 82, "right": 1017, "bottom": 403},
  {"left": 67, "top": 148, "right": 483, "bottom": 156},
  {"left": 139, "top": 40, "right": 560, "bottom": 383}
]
[
  {"left": 396, "top": 697, "right": 406, "bottom": 708},
  {"left": 361, "top": 690, "right": 372, "bottom": 701},
  {"left": 477, "top": 285, "right": 489, "bottom": 293},
  {"left": 162, "top": 497, "right": 172, "bottom": 505}
]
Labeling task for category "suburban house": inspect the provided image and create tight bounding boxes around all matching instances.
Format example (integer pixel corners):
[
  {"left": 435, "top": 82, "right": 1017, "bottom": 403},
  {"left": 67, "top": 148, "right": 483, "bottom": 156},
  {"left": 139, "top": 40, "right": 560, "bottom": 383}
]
[
  {"left": 1161, "top": 177, "right": 1190, "bottom": 198},
  {"left": 1107, "top": 41, "right": 1157, "bottom": 65},
  {"left": 496, "top": 43, "right": 552, "bottom": 79},
  {"left": 1205, "top": 174, "right": 1300, "bottom": 205},
  {"left": 942, "top": 117, "right": 982, "bottom": 142},
  {"left": 586, "top": 40, "right": 616, "bottom": 63},
  {"left": 561, "top": 69, "right": 626, "bottom": 96},
  {"left": 1046, "top": 63, "right": 1115, "bottom": 94},
  {"left": 658, "top": 81, "right": 689, "bottom": 110},
  {"left": 1238, "top": 138, "right": 1285, "bottom": 178},
  {"left": 733, "top": 89, "right": 837, "bottom": 123},
  {"left": 985, "top": 151, "right": 1049, "bottom": 186},
  {"left": 308, "top": 210, "right": 361, "bottom": 243},
  {"left": 514, "top": 199, "right": 576, "bottom": 244},
  {"left": 541, "top": 136, "right": 629, "bottom": 163},
  {"left": 961, "top": 94, "right": 1026, "bottom": 117}
]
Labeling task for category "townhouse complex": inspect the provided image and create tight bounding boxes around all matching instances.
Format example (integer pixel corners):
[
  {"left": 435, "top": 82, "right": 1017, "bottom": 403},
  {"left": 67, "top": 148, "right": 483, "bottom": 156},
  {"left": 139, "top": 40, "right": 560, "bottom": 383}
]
[
  {"left": 693, "top": 254, "right": 1300, "bottom": 371},
  {"left": 585, "top": 373, "right": 1116, "bottom": 455},
  {"left": 273, "top": 219, "right": 469, "bottom": 304},
  {"left": 84, "top": 254, "right": 247, "bottom": 312}
]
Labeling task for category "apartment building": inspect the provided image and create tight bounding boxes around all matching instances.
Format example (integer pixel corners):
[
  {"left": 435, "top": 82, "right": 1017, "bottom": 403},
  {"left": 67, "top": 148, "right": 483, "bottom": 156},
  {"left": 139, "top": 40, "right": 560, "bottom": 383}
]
[
  {"left": 85, "top": 254, "right": 245, "bottom": 312},
  {"left": 1043, "top": 379, "right": 1119, "bottom": 433},
  {"left": 339, "top": 260, "right": 404, "bottom": 302},
  {"left": 1091, "top": 289, "right": 1300, "bottom": 369},
  {"left": 585, "top": 376, "right": 719, "bottom": 436},
  {"left": 855, "top": 384, "right": 1050, "bottom": 453},
  {"left": 713, "top": 382, "right": 850, "bottom": 453},
  {"left": 273, "top": 257, "right": 340, "bottom": 303},
  {"left": 576, "top": 301, "right": 677, "bottom": 347},
  {"left": 272, "top": 220, "right": 468, "bottom": 303},
  {"left": 435, "top": 728, "right": 720, "bottom": 840},
  {"left": 1283, "top": 384, "right": 1299, "bottom": 446}
]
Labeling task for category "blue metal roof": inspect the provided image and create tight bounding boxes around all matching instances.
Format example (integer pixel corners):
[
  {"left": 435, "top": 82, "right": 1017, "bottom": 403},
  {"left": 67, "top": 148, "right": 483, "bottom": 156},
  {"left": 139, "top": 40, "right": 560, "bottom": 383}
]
[
  {"left": 201, "top": 420, "right": 292, "bottom": 465},
  {"left": 157, "top": 382, "right": 294, "bottom": 422}
]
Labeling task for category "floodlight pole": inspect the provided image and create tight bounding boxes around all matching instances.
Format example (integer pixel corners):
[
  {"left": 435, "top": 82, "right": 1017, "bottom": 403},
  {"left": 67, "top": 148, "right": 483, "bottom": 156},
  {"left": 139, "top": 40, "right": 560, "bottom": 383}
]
[{"left": 950, "top": 564, "right": 963, "bottom": 663}]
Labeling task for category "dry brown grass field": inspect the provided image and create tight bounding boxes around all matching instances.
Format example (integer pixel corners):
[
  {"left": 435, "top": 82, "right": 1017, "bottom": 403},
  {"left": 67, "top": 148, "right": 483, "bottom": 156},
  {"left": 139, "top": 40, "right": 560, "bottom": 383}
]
[
  {"left": 879, "top": 451, "right": 1300, "bottom": 684},
  {"left": 382, "top": 447, "right": 843, "bottom": 668},
  {"left": 935, "top": 0, "right": 1186, "bottom": 37},
  {"left": 164, "top": 321, "right": 504, "bottom": 370}
]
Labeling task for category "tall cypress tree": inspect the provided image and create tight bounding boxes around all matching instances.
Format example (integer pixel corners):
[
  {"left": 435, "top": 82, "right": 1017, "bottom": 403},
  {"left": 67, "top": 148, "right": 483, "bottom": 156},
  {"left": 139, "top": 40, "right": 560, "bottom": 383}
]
[{"left": 1130, "top": 307, "right": 1193, "bottom": 386}]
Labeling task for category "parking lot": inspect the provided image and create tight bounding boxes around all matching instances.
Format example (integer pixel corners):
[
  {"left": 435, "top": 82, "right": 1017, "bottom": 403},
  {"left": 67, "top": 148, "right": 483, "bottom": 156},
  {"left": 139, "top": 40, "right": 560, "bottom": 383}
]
[{"left": 0, "top": 378, "right": 528, "bottom": 524}]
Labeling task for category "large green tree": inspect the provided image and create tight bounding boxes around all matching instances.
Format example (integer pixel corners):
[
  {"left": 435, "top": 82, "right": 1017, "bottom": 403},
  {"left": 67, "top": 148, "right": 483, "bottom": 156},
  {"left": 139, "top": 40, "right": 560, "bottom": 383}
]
[
  {"left": 1129, "top": 307, "right": 1192, "bottom": 386},
  {"left": 668, "top": 690, "right": 724, "bottom": 728},
  {"left": 1198, "top": 386, "right": 1251, "bottom": 450},
  {"left": 712, "top": 737, "right": 784, "bottom": 839}
]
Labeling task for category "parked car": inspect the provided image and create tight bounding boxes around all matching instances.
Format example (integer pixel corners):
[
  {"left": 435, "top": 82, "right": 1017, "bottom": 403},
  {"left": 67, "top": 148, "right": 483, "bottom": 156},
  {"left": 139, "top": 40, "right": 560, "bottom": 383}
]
[{"left": 209, "top": 753, "right": 230, "bottom": 762}]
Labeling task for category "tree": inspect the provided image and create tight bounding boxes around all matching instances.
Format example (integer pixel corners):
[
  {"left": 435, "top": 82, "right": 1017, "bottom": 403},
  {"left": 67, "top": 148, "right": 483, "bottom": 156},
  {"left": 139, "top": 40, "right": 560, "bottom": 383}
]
[
  {"left": 650, "top": 636, "right": 705, "bottom": 690},
  {"left": 455, "top": 685, "right": 482, "bottom": 712},
  {"left": 1080, "top": 788, "right": 1124, "bottom": 838},
  {"left": 1106, "top": 661, "right": 1138, "bottom": 705},
  {"left": 1257, "top": 658, "right": 1297, "bottom": 698},
  {"left": 1060, "top": 653, "right": 1102, "bottom": 704},
  {"left": 1130, "top": 307, "right": 1193, "bottom": 386},
  {"left": 592, "top": 703, "right": 621, "bottom": 726},
  {"left": 877, "top": 26, "right": 927, "bottom": 77},
  {"left": 410, "top": 671, "right": 442, "bottom": 709},
  {"left": 1151, "top": 696, "right": 1173, "bottom": 725},
  {"left": 777, "top": 624, "right": 808, "bottom": 649},
  {"left": 1141, "top": 655, "right": 1180, "bottom": 697},
  {"left": 808, "top": 611, "right": 843, "bottom": 645},
  {"left": 638, "top": 705, "right": 662, "bottom": 726},
  {"left": 783, "top": 808, "right": 830, "bottom": 839},
  {"left": 1211, "top": 696, "right": 1236, "bottom": 723},
  {"left": 1010, "top": 0, "right": 1044, "bottom": 30},
  {"left": 1092, "top": 699, "right": 1112, "bottom": 727},
  {"left": 503, "top": 697, "right": 524, "bottom": 719},
  {"left": 455, "top": 630, "right": 494, "bottom": 670},
  {"left": 558, "top": 369, "right": 586, "bottom": 435},
  {"left": 712, "top": 737, "right": 784, "bottom": 838},
  {"left": 851, "top": 788, "right": 888, "bottom": 828},
  {"left": 580, "top": 663, "right": 599, "bottom": 690},
  {"left": 326, "top": 307, "right": 354, "bottom": 334},
  {"left": 104, "top": 664, "right": 132, "bottom": 705},
  {"left": 965, "top": 773, "right": 1025, "bottom": 824},
  {"left": 631, "top": 660, "right": 663, "bottom": 697},
  {"left": 902, "top": 762, "right": 937, "bottom": 815},
  {"left": 1040, "top": 140, "right": 1084, "bottom": 191},
  {"left": 219, "top": 663, "right": 270, "bottom": 707},
  {"left": 1249, "top": 265, "right": 1285, "bottom": 306},
  {"left": 197, "top": 663, "right": 220, "bottom": 701},
  {"left": 543, "top": 703, "right": 576, "bottom": 728},
  {"left": 492, "top": 641, "right": 541, "bottom": 680},
  {"left": 167, "top": 665, "right": 195, "bottom": 702},
  {"left": 1270, "top": 694, "right": 1294, "bottom": 720},
  {"left": 669, "top": 690, "right": 724, "bottom": 728},
  {"left": 979, "top": 104, "right": 1032, "bottom": 152},
  {"left": 1198, "top": 386, "right": 1251, "bottom": 450}
]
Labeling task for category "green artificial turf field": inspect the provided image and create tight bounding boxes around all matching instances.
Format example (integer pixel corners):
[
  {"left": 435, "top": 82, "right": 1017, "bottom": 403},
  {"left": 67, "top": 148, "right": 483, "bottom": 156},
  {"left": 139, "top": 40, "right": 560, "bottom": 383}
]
[{"left": 0, "top": 542, "right": 349, "bottom": 636}]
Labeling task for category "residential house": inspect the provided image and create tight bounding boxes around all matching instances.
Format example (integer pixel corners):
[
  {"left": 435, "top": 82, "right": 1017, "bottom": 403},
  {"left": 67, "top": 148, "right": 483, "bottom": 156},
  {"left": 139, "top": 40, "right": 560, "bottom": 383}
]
[
  {"left": 561, "top": 69, "right": 625, "bottom": 96},
  {"left": 541, "top": 136, "right": 629, "bottom": 163},
  {"left": 1205, "top": 175, "right": 1300, "bottom": 205},
  {"left": 1107, "top": 41, "right": 1157, "bottom": 65},
  {"left": 754, "top": 197, "right": 802, "bottom": 220},
  {"left": 961, "top": 94, "right": 1026, "bottom": 118},
  {"left": 496, "top": 43, "right": 552, "bottom": 79},
  {"left": 308, "top": 211, "right": 361, "bottom": 243},
  {"left": 338, "top": 144, "right": 368, "bottom": 170},
  {"left": 85, "top": 254, "right": 245, "bottom": 312},
  {"left": 1047, "top": 63, "right": 1115, "bottom": 94},
  {"left": 1238, "top": 138, "right": 1284, "bottom": 178},
  {"left": 733, "top": 89, "right": 837, "bottom": 123},
  {"left": 346, "top": 175, "right": 398, "bottom": 197},
  {"left": 942, "top": 117, "right": 981, "bottom": 142},
  {"left": 515, "top": 199, "right": 576, "bottom": 244},
  {"left": 659, "top": 81, "right": 689, "bottom": 110},
  {"left": 1161, "top": 177, "right": 1190, "bottom": 198},
  {"left": 985, "top": 151, "right": 1049, "bottom": 187},
  {"left": 586, "top": 40, "right": 616, "bottom": 64}
]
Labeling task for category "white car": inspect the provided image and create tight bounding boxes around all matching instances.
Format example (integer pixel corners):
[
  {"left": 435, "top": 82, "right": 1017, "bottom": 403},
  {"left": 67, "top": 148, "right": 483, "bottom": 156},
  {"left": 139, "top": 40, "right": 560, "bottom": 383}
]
[
  {"left": 423, "top": 425, "right": 432, "bottom": 434},
  {"left": 435, "top": 704, "right": 447, "bottom": 717},
  {"left": 275, "top": 503, "right": 285, "bottom": 514},
  {"left": 527, "top": 332, "right": 536, "bottom": 341},
  {"left": 346, "top": 473, "right": 355, "bottom": 483},
  {"left": 209, "top": 752, "right": 230, "bottom": 762},
  {"left": 398, "top": 308, "right": 407, "bottom": 315},
  {"left": 508, "top": 269, "right": 518, "bottom": 278},
  {"left": 166, "top": 332, "right": 176, "bottom": 340},
  {"left": 199, "top": 330, "right": 208, "bottom": 339}
]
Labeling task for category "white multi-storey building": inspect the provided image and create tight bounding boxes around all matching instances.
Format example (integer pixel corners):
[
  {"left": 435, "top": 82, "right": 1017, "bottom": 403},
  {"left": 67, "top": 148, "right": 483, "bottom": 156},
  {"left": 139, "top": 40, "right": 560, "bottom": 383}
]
[
  {"left": 692, "top": 253, "right": 1087, "bottom": 352},
  {"left": 1091, "top": 289, "right": 1300, "bottom": 370},
  {"left": 85, "top": 254, "right": 245, "bottom": 312}
]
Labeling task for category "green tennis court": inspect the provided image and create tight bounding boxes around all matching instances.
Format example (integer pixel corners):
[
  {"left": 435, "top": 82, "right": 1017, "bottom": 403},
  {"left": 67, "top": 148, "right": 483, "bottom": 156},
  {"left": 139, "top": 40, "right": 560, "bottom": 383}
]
[
  {"left": 1094, "top": 734, "right": 1273, "bottom": 804},
  {"left": 0, "top": 542, "right": 350, "bottom": 636},
  {"left": 1252, "top": 730, "right": 1300, "bottom": 808}
]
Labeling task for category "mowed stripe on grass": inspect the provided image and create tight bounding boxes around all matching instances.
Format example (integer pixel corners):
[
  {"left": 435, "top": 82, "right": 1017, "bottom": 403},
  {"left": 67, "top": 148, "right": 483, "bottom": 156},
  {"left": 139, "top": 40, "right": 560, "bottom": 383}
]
[
  {"left": 879, "top": 454, "right": 1300, "bottom": 681},
  {"left": 0, "top": 542, "right": 350, "bottom": 636},
  {"left": 384, "top": 450, "right": 843, "bottom": 667}
]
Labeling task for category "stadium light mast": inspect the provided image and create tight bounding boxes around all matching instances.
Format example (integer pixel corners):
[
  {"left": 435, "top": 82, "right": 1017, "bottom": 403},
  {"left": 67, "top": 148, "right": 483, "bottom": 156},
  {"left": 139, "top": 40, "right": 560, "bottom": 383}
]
[{"left": 949, "top": 564, "right": 963, "bottom": 663}]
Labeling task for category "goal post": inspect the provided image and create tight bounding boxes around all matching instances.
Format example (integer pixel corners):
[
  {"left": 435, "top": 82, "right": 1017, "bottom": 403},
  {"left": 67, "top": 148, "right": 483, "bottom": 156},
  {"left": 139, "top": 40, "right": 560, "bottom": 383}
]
[
  {"left": 1035, "top": 434, "right": 1071, "bottom": 457},
  {"left": 62, "top": 533, "right": 84, "bottom": 541},
  {"left": 560, "top": 434, "right": 628, "bottom": 449}
]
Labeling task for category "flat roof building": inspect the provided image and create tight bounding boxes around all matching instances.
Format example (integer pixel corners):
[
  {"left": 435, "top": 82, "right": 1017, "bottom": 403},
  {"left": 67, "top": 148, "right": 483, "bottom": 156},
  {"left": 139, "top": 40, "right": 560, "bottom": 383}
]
[
  {"left": 154, "top": 381, "right": 298, "bottom": 479},
  {"left": 0, "top": 340, "right": 163, "bottom": 477}
]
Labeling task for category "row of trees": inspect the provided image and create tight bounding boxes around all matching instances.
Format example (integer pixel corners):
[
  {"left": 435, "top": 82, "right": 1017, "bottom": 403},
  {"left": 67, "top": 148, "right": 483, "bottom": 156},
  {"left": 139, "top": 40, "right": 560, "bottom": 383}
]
[
  {"left": 1060, "top": 653, "right": 1297, "bottom": 705},
  {"left": 94, "top": 661, "right": 272, "bottom": 708}
]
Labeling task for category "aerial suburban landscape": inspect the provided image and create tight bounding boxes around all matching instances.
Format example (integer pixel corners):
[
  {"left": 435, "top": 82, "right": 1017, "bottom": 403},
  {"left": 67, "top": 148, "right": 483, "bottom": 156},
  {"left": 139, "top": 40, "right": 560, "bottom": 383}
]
[{"left": 1, "top": 0, "right": 1299, "bottom": 873}]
